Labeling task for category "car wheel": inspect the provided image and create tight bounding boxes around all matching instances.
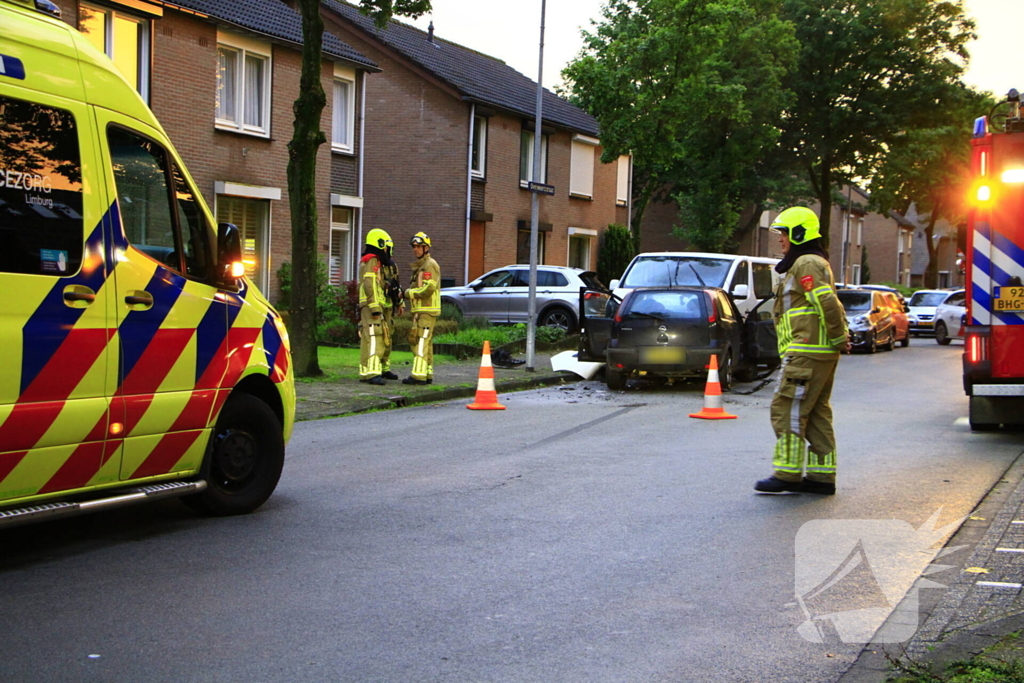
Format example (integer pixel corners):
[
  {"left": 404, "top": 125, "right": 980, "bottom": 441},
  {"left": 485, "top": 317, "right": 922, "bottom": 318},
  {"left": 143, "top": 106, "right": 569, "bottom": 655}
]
[
  {"left": 900, "top": 332, "right": 910, "bottom": 347},
  {"left": 441, "top": 298, "right": 462, "bottom": 316},
  {"left": 606, "top": 367, "right": 627, "bottom": 391},
  {"left": 935, "top": 321, "right": 951, "bottom": 345},
  {"left": 184, "top": 393, "right": 285, "bottom": 516},
  {"left": 882, "top": 330, "right": 894, "bottom": 351},
  {"left": 718, "top": 351, "right": 733, "bottom": 392},
  {"left": 868, "top": 332, "right": 877, "bottom": 354},
  {"left": 539, "top": 306, "right": 577, "bottom": 333}
]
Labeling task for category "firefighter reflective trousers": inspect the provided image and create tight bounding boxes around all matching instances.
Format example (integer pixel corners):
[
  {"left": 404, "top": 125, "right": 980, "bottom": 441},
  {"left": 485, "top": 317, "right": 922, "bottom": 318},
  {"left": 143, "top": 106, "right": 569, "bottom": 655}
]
[
  {"left": 407, "top": 313, "right": 436, "bottom": 380},
  {"left": 359, "top": 306, "right": 389, "bottom": 379},
  {"left": 769, "top": 354, "right": 838, "bottom": 483},
  {"left": 381, "top": 307, "right": 395, "bottom": 372}
]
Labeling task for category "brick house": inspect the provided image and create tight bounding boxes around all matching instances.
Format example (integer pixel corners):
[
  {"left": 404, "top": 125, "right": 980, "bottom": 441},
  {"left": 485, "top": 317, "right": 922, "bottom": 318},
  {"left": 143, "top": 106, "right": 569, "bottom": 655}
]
[
  {"left": 906, "top": 204, "right": 965, "bottom": 289},
  {"left": 319, "top": 1, "right": 631, "bottom": 286},
  {"left": 55, "top": 0, "right": 378, "bottom": 301},
  {"left": 645, "top": 184, "right": 915, "bottom": 287}
]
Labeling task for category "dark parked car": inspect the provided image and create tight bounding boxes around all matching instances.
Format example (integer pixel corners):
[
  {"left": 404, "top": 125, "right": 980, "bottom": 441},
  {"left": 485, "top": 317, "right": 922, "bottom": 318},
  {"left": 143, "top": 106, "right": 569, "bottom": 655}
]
[
  {"left": 578, "top": 286, "right": 780, "bottom": 390},
  {"left": 837, "top": 289, "right": 909, "bottom": 352},
  {"left": 440, "top": 265, "right": 607, "bottom": 332}
]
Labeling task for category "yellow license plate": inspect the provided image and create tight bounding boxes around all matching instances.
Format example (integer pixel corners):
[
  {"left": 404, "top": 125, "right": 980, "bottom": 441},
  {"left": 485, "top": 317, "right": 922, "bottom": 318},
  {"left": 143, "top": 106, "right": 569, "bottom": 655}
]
[
  {"left": 640, "top": 346, "right": 685, "bottom": 363},
  {"left": 995, "top": 286, "right": 1024, "bottom": 312}
]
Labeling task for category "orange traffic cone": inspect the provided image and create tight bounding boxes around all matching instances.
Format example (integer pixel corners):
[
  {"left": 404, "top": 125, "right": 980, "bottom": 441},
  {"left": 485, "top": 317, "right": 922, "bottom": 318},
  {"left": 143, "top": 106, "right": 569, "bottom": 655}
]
[
  {"left": 467, "top": 341, "right": 506, "bottom": 410},
  {"left": 688, "top": 354, "right": 737, "bottom": 420}
]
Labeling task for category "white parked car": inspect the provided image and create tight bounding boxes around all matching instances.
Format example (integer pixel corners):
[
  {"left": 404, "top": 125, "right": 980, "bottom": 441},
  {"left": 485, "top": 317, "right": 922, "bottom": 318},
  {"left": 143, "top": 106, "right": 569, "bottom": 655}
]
[
  {"left": 609, "top": 252, "right": 781, "bottom": 317},
  {"left": 907, "top": 289, "right": 958, "bottom": 336},
  {"left": 933, "top": 289, "right": 967, "bottom": 345}
]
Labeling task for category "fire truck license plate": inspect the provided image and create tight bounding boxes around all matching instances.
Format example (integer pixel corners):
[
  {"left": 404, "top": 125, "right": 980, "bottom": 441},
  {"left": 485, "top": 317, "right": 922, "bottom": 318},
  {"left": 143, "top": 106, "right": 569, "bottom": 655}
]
[{"left": 995, "top": 286, "right": 1024, "bottom": 311}]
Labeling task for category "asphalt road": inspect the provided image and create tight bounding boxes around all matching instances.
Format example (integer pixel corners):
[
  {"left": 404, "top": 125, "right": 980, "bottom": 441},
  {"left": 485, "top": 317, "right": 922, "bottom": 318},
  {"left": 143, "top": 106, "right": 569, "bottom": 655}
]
[{"left": 2, "top": 340, "right": 1022, "bottom": 683}]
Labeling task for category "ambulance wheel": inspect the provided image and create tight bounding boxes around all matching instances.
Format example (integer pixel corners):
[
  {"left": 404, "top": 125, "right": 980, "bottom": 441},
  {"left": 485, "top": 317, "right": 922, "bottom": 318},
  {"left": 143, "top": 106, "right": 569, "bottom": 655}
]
[
  {"left": 185, "top": 393, "right": 285, "bottom": 516},
  {"left": 935, "top": 321, "right": 951, "bottom": 345},
  {"left": 606, "top": 367, "right": 627, "bottom": 391}
]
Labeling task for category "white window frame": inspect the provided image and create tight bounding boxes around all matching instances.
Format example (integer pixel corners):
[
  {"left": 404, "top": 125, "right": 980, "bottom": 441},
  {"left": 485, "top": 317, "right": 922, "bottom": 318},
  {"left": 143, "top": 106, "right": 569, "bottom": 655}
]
[
  {"left": 857, "top": 217, "right": 864, "bottom": 246},
  {"left": 471, "top": 115, "right": 487, "bottom": 178},
  {"left": 569, "top": 134, "right": 598, "bottom": 199},
  {"left": 567, "top": 227, "right": 597, "bottom": 270},
  {"left": 331, "top": 63, "right": 356, "bottom": 154},
  {"left": 520, "top": 129, "right": 548, "bottom": 186},
  {"left": 79, "top": 3, "right": 152, "bottom": 100},
  {"left": 216, "top": 31, "right": 272, "bottom": 138},
  {"left": 851, "top": 263, "right": 861, "bottom": 286},
  {"left": 329, "top": 205, "right": 354, "bottom": 284}
]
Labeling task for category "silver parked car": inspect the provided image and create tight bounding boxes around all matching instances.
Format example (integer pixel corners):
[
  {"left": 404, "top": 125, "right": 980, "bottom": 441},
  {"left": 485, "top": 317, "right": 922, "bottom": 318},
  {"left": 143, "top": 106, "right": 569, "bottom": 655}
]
[
  {"left": 934, "top": 289, "right": 967, "bottom": 345},
  {"left": 907, "top": 288, "right": 958, "bottom": 335},
  {"left": 441, "top": 265, "right": 608, "bottom": 331}
]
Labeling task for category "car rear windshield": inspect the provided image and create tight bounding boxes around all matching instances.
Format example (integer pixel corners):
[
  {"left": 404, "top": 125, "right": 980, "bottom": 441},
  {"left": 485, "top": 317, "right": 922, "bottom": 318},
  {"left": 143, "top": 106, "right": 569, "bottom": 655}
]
[
  {"left": 620, "top": 256, "right": 731, "bottom": 288},
  {"left": 909, "top": 291, "right": 949, "bottom": 307},
  {"left": 579, "top": 271, "right": 606, "bottom": 290},
  {"left": 838, "top": 291, "right": 872, "bottom": 311},
  {"left": 624, "top": 291, "right": 704, "bottom": 319}
]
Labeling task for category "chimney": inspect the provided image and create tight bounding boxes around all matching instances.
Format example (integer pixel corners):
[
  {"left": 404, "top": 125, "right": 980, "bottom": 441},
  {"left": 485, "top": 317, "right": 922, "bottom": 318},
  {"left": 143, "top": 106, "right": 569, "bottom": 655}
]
[{"left": 427, "top": 21, "right": 434, "bottom": 42}]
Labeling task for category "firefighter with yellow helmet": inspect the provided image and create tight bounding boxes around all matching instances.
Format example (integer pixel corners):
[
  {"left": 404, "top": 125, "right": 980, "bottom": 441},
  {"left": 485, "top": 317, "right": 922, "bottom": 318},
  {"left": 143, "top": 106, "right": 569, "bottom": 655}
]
[
  {"left": 358, "top": 228, "right": 392, "bottom": 385},
  {"left": 403, "top": 231, "right": 441, "bottom": 385},
  {"left": 755, "top": 207, "right": 849, "bottom": 495}
]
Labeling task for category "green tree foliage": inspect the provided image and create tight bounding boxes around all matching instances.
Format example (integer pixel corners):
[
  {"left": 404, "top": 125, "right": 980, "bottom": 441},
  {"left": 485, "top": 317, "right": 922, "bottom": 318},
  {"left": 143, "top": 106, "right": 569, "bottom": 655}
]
[
  {"left": 868, "top": 86, "right": 991, "bottom": 288},
  {"left": 562, "top": 0, "right": 798, "bottom": 251},
  {"left": 287, "top": 0, "right": 430, "bottom": 377},
  {"left": 778, "top": 0, "right": 976, "bottom": 248},
  {"left": 597, "top": 223, "right": 636, "bottom": 286}
]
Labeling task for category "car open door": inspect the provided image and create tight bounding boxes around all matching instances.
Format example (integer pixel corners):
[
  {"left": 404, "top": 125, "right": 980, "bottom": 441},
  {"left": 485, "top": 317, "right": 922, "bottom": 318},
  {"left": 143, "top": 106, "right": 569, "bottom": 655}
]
[
  {"left": 741, "top": 296, "right": 780, "bottom": 368},
  {"left": 578, "top": 287, "right": 619, "bottom": 362}
]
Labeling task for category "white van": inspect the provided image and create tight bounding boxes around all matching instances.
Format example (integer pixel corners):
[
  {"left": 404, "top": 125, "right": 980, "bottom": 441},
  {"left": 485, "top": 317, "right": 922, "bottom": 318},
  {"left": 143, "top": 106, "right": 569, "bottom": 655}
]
[{"left": 610, "top": 252, "right": 781, "bottom": 317}]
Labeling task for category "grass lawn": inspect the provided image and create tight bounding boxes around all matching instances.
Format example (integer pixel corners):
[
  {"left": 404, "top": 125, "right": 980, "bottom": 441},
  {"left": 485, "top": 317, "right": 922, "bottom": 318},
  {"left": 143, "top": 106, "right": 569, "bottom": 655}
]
[{"left": 301, "top": 346, "right": 459, "bottom": 382}]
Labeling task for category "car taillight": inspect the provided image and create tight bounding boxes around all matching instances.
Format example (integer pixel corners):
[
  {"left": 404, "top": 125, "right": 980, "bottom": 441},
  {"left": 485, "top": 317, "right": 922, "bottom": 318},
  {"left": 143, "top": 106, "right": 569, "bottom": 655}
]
[{"left": 705, "top": 291, "right": 717, "bottom": 323}]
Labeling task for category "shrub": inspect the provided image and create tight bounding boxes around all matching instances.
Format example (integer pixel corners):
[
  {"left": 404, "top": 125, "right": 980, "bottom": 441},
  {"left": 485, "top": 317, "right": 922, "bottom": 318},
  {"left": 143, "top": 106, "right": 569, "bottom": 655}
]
[
  {"left": 460, "top": 315, "right": 491, "bottom": 330},
  {"left": 279, "top": 260, "right": 359, "bottom": 338},
  {"left": 440, "top": 300, "right": 463, "bottom": 322},
  {"left": 598, "top": 223, "right": 636, "bottom": 286}
]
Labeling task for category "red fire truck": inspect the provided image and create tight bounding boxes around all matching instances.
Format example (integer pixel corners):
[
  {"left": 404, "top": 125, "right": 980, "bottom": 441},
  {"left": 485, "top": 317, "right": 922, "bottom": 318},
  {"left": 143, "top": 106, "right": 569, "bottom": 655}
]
[{"left": 964, "top": 89, "right": 1024, "bottom": 429}]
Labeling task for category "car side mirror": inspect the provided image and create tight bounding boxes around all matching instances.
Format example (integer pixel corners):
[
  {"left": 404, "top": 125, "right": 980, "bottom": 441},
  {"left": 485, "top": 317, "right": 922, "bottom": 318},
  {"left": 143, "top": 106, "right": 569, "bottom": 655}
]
[
  {"left": 217, "top": 222, "right": 244, "bottom": 284},
  {"left": 872, "top": 307, "right": 881, "bottom": 314},
  {"left": 609, "top": 279, "right": 620, "bottom": 290},
  {"left": 470, "top": 281, "right": 485, "bottom": 291},
  {"left": 731, "top": 284, "right": 749, "bottom": 299},
  {"left": 903, "top": 304, "right": 910, "bottom": 313}
]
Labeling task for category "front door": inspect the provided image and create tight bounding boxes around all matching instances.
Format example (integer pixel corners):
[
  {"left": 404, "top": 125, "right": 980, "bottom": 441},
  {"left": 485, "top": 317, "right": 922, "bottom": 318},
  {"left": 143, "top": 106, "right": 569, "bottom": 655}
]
[
  {"left": 0, "top": 91, "right": 116, "bottom": 502},
  {"left": 97, "top": 111, "right": 225, "bottom": 482},
  {"left": 578, "top": 288, "right": 618, "bottom": 362},
  {"left": 461, "top": 268, "right": 515, "bottom": 322},
  {"left": 468, "top": 220, "right": 485, "bottom": 282}
]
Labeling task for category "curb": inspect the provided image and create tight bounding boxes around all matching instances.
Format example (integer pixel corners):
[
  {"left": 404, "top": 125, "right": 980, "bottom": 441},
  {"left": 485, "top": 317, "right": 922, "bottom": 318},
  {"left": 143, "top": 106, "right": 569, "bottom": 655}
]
[
  {"left": 837, "top": 449, "right": 1024, "bottom": 682},
  {"left": 298, "top": 372, "right": 578, "bottom": 421}
]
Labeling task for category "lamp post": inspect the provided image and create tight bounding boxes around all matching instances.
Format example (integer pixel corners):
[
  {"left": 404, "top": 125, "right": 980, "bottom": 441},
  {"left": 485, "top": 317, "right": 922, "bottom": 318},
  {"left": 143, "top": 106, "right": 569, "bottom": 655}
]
[{"left": 525, "top": 0, "right": 546, "bottom": 371}]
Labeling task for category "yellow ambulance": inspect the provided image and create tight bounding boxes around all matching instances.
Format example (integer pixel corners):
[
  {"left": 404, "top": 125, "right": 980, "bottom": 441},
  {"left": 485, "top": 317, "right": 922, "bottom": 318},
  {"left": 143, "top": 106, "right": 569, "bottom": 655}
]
[{"left": 0, "top": 0, "right": 295, "bottom": 526}]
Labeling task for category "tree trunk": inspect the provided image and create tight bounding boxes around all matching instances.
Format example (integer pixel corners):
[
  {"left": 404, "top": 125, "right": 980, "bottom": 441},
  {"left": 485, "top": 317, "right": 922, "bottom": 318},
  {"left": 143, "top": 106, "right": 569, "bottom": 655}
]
[
  {"left": 924, "top": 206, "right": 940, "bottom": 289},
  {"left": 287, "top": 0, "right": 327, "bottom": 378},
  {"left": 629, "top": 178, "right": 657, "bottom": 254},
  {"left": 815, "top": 163, "right": 833, "bottom": 250}
]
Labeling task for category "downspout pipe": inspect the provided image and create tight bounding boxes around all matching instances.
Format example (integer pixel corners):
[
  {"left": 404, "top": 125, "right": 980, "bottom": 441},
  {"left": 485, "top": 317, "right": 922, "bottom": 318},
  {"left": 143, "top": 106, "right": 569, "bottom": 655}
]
[
  {"left": 356, "top": 72, "right": 367, "bottom": 266},
  {"left": 465, "top": 104, "right": 475, "bottom": 285}
]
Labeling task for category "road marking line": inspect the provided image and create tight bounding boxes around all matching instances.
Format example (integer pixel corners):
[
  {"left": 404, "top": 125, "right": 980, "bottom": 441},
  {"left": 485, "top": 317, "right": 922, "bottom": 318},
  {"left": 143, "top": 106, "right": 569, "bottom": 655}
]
[
  {"left": 996, "top": 548, "right": 1024, "bottom": 553},
  {"left": 977, "top": 581, "right": 1023, "bottom": 589}
]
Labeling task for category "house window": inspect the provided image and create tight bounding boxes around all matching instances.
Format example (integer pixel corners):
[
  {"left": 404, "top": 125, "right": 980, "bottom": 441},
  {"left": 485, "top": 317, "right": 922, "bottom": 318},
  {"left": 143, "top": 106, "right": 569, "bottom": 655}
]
[
  {"left": 568, "top": 235, "right": 591, "bottom": 270},
  {"left": 616, "top": 155, "right": 630, "bottom": 206},
  {"left": 79, "top": 4, "right": 150, "bottom": 99},
  {"left": 216, "top": 33, "right": 271, "bottom": 137},
  {"left": 857, "top": 218, "right": 864, "bottom": 246},
  {"left": 517, "top": 227, "right": 546, "bottom": 264},
  {"left": 569, "top": 135, "right": 598, "bottom": 199},
  {"left": 329, "top": 207, "right": 353, "bottom": 284},
  {"left": 217, "top": 196, "right": 269, "bottom": 291},
  {"left": 332, "top": 75, "right": 355, "bottom": 153},
  {"left": 471, "top": 115, "right": 487, "bottom": 178},
  {"left": 938, "top": 270, "right": 950, "bottom": 288},
  {"left": 519, "top": 130, "right": 548, "bottom": 186},
  {"left": 851, "top": 264, "right": 861, "bottom": 286}
]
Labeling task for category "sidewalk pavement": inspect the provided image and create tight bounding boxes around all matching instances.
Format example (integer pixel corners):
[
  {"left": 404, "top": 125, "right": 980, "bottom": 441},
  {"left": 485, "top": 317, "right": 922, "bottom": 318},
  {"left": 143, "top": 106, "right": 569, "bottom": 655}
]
[
  {"left": 840, "top": 450, "right": 1024, "bottom": 681},
  {"left": 294, "top": 352, "right": 573, "bottom": 421}
]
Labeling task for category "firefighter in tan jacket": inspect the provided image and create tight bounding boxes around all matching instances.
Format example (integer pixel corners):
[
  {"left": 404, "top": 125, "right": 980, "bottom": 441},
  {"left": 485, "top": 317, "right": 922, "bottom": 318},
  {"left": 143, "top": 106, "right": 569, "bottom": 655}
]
[
  {"left": 358, "top": 229, "right": 392, "bottom": 385},
  {"left": 755, "top": 207, "right": 849, "bottom": 495},
  {"left": 403, "top": 231, "right": 441, "bottom": 385}
]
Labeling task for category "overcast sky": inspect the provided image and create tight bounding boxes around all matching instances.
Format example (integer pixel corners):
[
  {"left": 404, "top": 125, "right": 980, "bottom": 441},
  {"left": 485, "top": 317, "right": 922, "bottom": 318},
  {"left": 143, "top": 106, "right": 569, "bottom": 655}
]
[{"left": 406, "top": 0, "right": 1017, "bottom": 98}]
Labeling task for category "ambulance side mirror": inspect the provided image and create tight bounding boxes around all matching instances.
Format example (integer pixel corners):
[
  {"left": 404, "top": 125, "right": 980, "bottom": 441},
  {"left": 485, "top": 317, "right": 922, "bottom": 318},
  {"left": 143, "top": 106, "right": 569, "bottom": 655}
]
[{"left": 217, "top": 222, "right": 244, "bottom": 284}]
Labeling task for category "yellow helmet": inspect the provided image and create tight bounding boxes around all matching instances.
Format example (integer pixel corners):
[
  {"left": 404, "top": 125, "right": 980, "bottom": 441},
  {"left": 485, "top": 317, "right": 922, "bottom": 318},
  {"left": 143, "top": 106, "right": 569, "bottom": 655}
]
[
  {"left": 410, "top": 231, "right": 432, "bottom": 248},
  {"left": 384, "top": 237, "right": 394, "bottom": 253},
  {"left": 365, "top": 228, "right": 392, "bottom": 250},
  {"left": 770, "top": 207, "right": 821, "bottom": 245}
]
